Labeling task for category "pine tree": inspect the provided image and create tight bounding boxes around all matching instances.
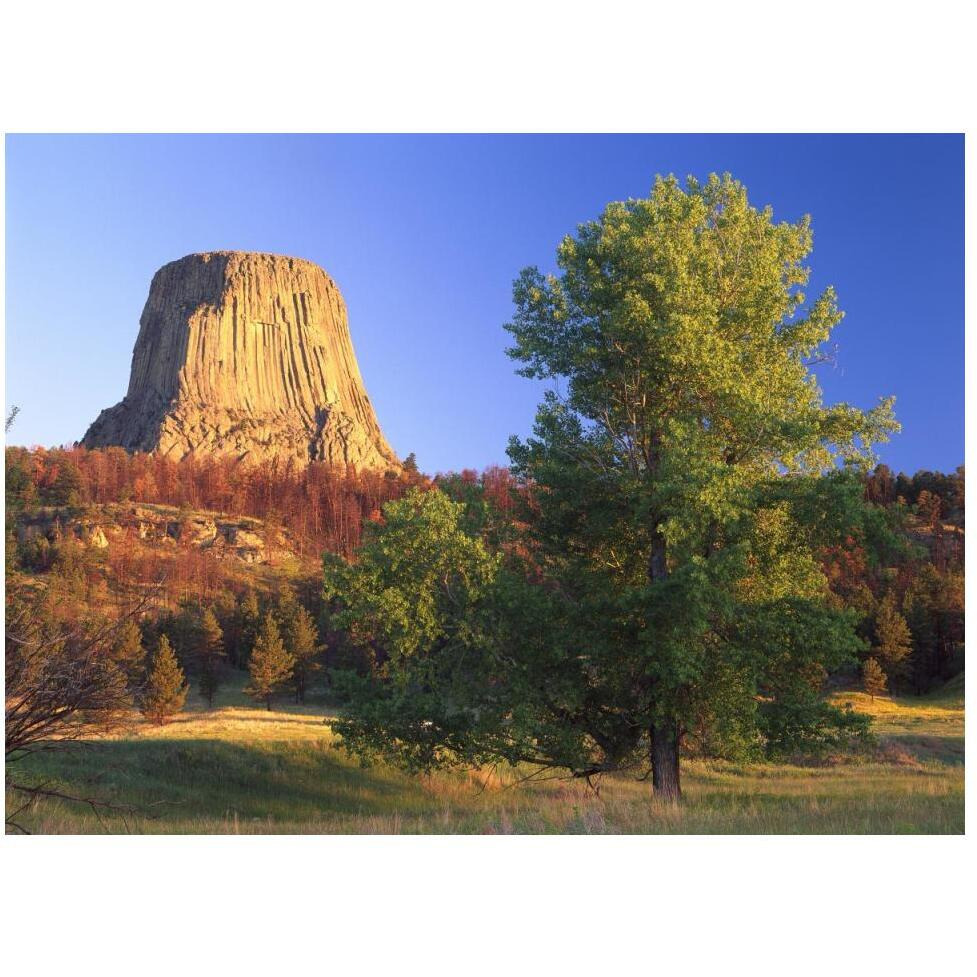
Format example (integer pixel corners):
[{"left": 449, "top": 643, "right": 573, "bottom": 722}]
[
  {"left": 862, "top": 657, "right": 888, "bottom": 701},
  {"left": 245, "top": 613, "right": 295, "bottom": 710},
  {"left": 110, "top": 616, "right": 146, "bottom": 686},
  {"left": 874, "top": 593, "right": 912, "bottom": 683},
  {"left": 277, "top": 588, "right": 320, "bottom": 703},
  {"left": 237, "top": 590, "right": 262, "bottom": 670},
  {"left": 141, "top": 634, "right": 189, "bottom": 724},
  {"left": 196, "top": 608, "right": 225, "bottom": 708}
]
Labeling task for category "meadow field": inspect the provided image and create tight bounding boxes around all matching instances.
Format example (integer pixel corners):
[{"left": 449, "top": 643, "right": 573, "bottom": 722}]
[{"left": 6, "top": 673, "right": 964, "bottom": 835}]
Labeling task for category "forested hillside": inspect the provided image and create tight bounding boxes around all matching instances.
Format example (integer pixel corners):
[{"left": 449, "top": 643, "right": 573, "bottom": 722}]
[
  {"left": 4, "top": 447, "right": 519, "bottom": 711},
  {"left": 824, "top": 464, "right": 964, "bottom": 693},
  {"left": 5, "top": 445, "right": 963, "bottom": 714}
]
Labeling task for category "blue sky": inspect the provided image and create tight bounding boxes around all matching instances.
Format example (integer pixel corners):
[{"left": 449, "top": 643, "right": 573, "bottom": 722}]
[{"left": 4, "top": 134, "right": 963, "bottom": 475}]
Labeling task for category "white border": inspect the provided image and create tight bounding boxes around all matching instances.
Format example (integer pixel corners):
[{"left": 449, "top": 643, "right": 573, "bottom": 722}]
[{"left": 1, "top": 2, "right": 972, "bottom": 974}]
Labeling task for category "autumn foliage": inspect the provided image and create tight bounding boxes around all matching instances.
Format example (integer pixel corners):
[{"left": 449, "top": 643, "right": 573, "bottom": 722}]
[{"left": 6, "top": 444, "right": 429, "bottom": 559}]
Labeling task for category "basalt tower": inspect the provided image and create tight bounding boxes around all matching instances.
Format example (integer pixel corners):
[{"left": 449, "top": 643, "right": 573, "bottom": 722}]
[{"left": 83, "top": 251, "right": 398, "bottom": 469}]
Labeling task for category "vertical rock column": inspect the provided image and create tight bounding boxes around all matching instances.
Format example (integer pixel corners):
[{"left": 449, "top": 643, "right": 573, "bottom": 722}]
[{"left": 83, "top": 251, "right": 399, "bottom": 469}]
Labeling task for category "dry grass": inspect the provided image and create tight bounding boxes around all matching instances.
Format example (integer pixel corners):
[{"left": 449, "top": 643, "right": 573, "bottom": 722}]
[{"left": 6, "top": 675, "right": 964, "bottom": 835}]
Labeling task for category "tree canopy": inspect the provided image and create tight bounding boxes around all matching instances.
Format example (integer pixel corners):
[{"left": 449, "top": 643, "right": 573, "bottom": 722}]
[{"left": 330, "top": 175, "right": 901, "bottom": 799}]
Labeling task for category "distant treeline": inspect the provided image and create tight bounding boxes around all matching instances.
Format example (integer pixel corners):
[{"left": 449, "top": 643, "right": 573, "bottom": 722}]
[
  {"left": 827, "top": 463, "right": 964, "bottom": 693},
  {"left": 5, "top": 446, "right": 965, "bottom": 695},
  {"left": 864, "top": 463, "right": 964, "bottom": 516},
  {"left": 4, "top": 445, "right": 523, "bottom": 560},
  {"left": 5, "top": 444, "right": 421, "bottom": 558}
]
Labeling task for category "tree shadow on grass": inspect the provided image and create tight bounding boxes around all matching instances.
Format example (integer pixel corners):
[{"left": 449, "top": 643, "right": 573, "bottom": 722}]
[
  {"left": 885, "top": 733, "right": 965, "bottom": 765},
  {"left": 146, "top": 713, "right": 334, "bottom": 729},
  {"left": 16, "top": 737, "right": 437, "bottom": 830}
]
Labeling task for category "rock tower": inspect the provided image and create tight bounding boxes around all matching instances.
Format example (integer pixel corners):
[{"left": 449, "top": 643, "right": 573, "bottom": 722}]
[{"left": 82, "top": 251, "right": 398, "bottom": 469}]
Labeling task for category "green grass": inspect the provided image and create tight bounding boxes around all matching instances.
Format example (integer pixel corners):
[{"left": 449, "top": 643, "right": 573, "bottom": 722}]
[{"left": 6, "top": 674, "right": 964, "bottom": 834}]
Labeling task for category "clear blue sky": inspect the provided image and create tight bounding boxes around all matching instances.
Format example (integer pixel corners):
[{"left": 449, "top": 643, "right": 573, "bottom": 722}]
[{"left": 4, "top": 134, "right": 964, "bottom": 475}]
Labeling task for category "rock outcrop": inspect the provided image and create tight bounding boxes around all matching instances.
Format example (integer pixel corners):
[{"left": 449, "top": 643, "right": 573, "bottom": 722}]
[
  {"left": 82, "top": 251, "right": 398, "bottom": 469},
  {"left": 17, "top": 503, "right": 296, "bottom": 566}
]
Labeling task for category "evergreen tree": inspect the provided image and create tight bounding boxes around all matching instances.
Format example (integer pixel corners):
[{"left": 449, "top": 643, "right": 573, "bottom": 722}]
[
  {"left": 45, "top": 459, "right": 84, "bottom": 506},
  {"left": 196, "top": 608, "right": 225, "bottom": 708},
  {"left": 865, "top": 464, "right": 895, "bottom": 507},
  {"left": 111, "top": 616, "right": 147, "bottom": 686},
  {"left": 873, "top": 593, "right": 912, "bottom": 683},
  {"left": 211, "top": 592, "right": 240, "bottom": 667},
  {"left": 278, "top": 588, "right": 320, "bottom": 703},
  {"left": 916, "top": 490, "right": 942, "bottom": 528},
  {"left": 904, "top": 563, "right": 965, "bottom": 691},
  {"left": 237, "top": 590, "right": 262, "bottom": 670},
  {"left": 141, "top": 634, "right": 188, "bottom": 725},
  {"left": 171, "top": 602, "right": 201, "bottom": 660},
  {"left": 245, "top": 613, "right": 295, "bottom": 710},
  {"left": 862, "top": 657, "right": 887, "bottom": 700}
]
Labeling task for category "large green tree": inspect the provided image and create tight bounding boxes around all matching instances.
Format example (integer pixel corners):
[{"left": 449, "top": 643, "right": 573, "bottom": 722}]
[
  {"left": 326, "top": 175, "right": 897, "bottom": 801},
  {"left": 324, "top": 489, "right": 502, "bottom": 768}
]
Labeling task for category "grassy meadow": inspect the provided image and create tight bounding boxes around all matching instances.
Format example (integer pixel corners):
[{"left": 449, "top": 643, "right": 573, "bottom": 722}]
[{"left": 7, "top": 673, "right": 964, "bottom": 835}]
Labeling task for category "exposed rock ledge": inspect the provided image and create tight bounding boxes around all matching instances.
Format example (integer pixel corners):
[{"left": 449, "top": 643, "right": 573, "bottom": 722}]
[{"left": 16, "top": 503, "right": 295, "bottom": 566}]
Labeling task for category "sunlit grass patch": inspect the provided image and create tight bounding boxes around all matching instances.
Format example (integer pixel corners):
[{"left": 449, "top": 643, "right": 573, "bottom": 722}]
[{"left": 7, "top": 678, "right": 964, "bottom": 834}]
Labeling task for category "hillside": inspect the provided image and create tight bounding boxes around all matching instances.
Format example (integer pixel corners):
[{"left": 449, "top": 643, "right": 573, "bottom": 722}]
[{"left": 11, "top": 500, "right": 317, "bottom": 613}]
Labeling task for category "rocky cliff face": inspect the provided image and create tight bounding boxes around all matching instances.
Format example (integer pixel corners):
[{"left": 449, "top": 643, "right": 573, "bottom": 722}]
[{"left": 83, "top": 251, "right": 399, "bottom": 469}]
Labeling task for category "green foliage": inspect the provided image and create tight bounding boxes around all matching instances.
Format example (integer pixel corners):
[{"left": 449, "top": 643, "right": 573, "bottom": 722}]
[
  {"left": 48, "top": 536, "right": 89, "bottom": 600},
  {"left": 245, "top": 613, "right": 295, "bottom": 709},
  {"left": 903, "top": 563, "right": 964, "bottom": 691},
  {"left": 44, "top": 458, "right": 85, "bottom": 506},
  {"left": 237, "top": 590, "right": 262, "bottom": 669},
  {"left": 326, "top": 175, "right": 895, "bottom": 797},
  {"left": 893, "top": 467, "right": 963, "bottom": 515},
  {"left": 196, "top": 608, "right": 225, "bottom": 708},
  {"left": 500, "top": 173, "right": 894, "bottom": 787},
  {"left": 323, "top": 487, "right": 503, "bottom": 768},
  {"left": 276, "top": 588, "right": 320, "bottom": 703},
  {"left": 5, "top": 447, "right": 38, "bottom": 512},
  {"left": 435, "top": 468, "right": 520, "bottom": 548},
  {"left": 141, "top": 635, "right": 188, "bottom": 725},
  {"left": 862, "top": 657, "right": 887, "bottom": 700},
  {"left": 322, "top": 488, "right": 500, "bottom": 674},
  {"left": 873, "top": 594, "right": 912, "bottom": 682},
  {"left": 110, "top": 616, "right": 147, "bottom": 686}
]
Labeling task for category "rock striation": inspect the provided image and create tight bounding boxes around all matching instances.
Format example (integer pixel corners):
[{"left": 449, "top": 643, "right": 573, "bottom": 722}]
[{"left": 82, "top": 251, "right": 398, "bottom": 469}]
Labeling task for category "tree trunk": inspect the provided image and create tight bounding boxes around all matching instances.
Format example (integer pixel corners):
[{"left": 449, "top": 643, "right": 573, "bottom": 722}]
[
  {"left": 649, "top": 533, "right": 667, "bottom": 583},
  {"left": 647, "top": 516, "right": 681, "bottom": 801},
  {"left": 651, "top": 720, "right": 681, "bottom": 801}
]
